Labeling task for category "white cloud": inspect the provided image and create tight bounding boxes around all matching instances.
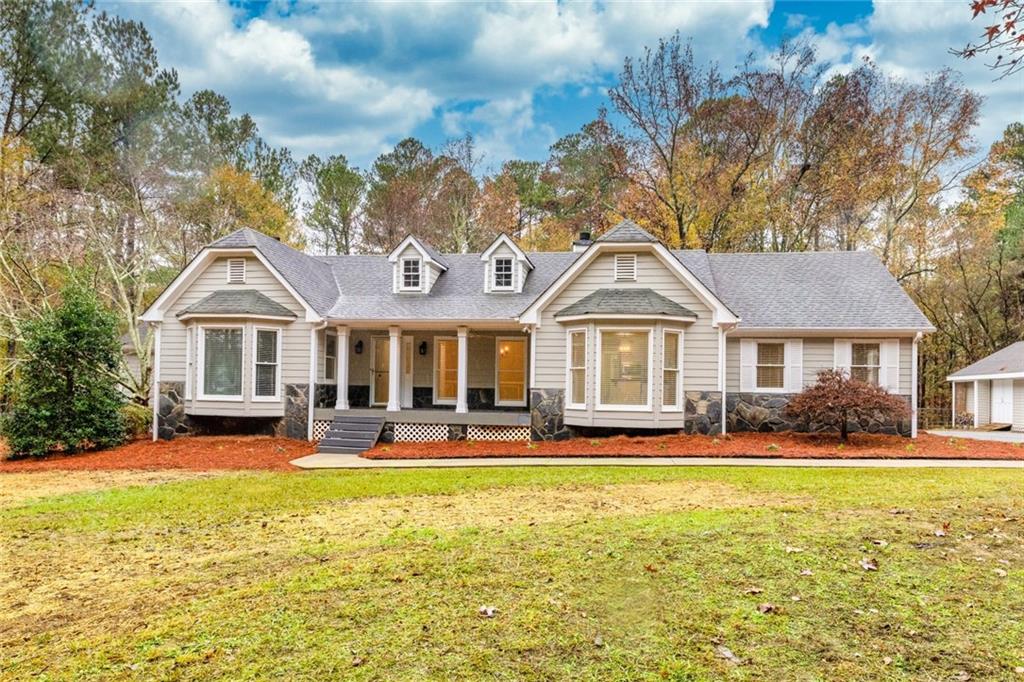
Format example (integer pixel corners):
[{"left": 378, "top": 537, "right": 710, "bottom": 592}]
[{"left": 107, "top": 0, "right": 1018, "bottom": 167}]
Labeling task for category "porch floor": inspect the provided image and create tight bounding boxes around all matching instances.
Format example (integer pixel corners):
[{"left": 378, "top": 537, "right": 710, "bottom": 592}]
[{"left": 313, "top": 407, "right": 530, "bottom": 426}]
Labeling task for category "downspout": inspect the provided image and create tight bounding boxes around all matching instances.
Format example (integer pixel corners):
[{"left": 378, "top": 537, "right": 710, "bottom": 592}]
[
  {"left": 308, "top": 321, "right": 328, "bottom": 440},
  {"left": 150, "top": 322, "right": 161, "bottom": 441},
  {"left": 719, "top": 323, "right": 734, "bottom": 436},
  {"left": 911, "top": 332, "right": 922, "bottom": 438}
]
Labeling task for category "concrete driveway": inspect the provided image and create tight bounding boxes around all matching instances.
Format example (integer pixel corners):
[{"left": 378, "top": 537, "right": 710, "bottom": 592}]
[{"left": 927, "top": 429, "right": 1024, "bottom": 443}]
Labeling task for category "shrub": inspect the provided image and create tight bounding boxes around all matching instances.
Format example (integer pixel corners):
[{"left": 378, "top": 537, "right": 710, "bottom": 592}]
[
  {"left": 0, "top": 285, "right": 126, "bottom": 456},
  {"left": 785, "top": 369, "right": 910, "bottom": 443},
  {"left": 121, "top": 402, "right": 152, "bottom": 440}
]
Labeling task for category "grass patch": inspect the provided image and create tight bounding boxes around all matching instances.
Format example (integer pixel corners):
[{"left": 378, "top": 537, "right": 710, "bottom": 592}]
[{"left": 2, "top": 467, "right": 1023, "bottom": 680}]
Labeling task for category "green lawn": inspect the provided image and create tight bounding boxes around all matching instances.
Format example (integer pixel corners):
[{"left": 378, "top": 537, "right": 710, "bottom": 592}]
[{"left": 2, "top": 466, "right": 1023, "bottom": 680}]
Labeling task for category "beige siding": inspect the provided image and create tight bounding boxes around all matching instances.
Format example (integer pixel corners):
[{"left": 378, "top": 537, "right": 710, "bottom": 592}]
[
  {"left": 160, "top": 256, "right": 312, "bottom": 417},
  {"left": 1014, "top": 380, "right": 1024, "bottom": 432},
  {"left": 533, "top": 251, "right": 716, "bottom": 429},
  {"left": 976, "top": 380, "right": 991, "bottom": 425},
  {"left": 726, "top": 336, "right": 914, "bottom": 395}
]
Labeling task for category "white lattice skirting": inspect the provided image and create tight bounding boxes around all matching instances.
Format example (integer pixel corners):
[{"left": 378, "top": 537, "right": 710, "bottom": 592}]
[
  {"left": 466, "top": 425, "right": 531, "bottom": 441},
  {"left": 311, "top": 420, "right": 332, "bottom": 441},
  {"left": 394, "top": 423, "right": 450, "bottom": 441}
]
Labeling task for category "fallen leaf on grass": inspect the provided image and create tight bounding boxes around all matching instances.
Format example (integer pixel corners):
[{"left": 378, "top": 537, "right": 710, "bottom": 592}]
[
  {"left": 593, "top": 635, "right": 603, "bottom": 648},
  {"left": 934, "top": 529, "right": 947, "bottom": 537},
  {"left": 743, "top": 587, "right": 763, "bottom": 595},
  {"left": 872, "top": 539, "right": 888, "bottom": 547},
  {"left": 757, "top": 603, "right": 777, "bottom": 614},
  {"left": 994, "top": 568, "right": 1008, "bottom": 577},
  {"left": 478, "top": 605, "right": 497, "bottom": 618},
  {"left": 715, "top": 645, "right": 743, "bottom": 665},
  {"left": 800, "top": 569, "right": 813, "bottom": 576},
  {"left": 785, "top": 546, "right": 804, "bottom": 554},
  {"left": 883, "top": 656, "right": 893, "bottom": 665},
  {"left": 859, "top": 557, "right": 879, "bottom": 571},
  {"left": 790, "top": 595, "right": 801, "bottom": 602},
  {"left": 352, "top": 657, "right": 365, "bottom": 667}
]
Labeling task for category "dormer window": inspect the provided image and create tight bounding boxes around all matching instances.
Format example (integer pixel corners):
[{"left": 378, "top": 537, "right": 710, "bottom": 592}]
[
  {"left": 492, "top": 257, "right": 514, "bottom": 290},
  {"left": 400, "top": 258, "right": 422, "bottom": 291}
]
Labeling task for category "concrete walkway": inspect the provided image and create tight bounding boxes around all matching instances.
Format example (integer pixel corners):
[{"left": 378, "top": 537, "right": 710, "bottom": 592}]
[
  {"left": 291, "top": 453, "right": 1024, "bottom": 469},
  {"left": 927, "top": 429, "right": 1024, "bottom": 443}
]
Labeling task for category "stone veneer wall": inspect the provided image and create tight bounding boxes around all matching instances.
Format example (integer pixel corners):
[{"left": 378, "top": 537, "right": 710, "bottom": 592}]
[
  {"left": 156, "top": 381, "right": 193, "bottom": 439},
  {"left": 727, "top": 392, "right": 911, "bottom": 437},
  {"left": 523, "top": 389, "right": 911, "bottom": 440},
  {"left": 530, "top": 388, "right": 573, "bottom": 441},
  {"left": 156, "top": 381, "right": 310, "bottom": 440}
]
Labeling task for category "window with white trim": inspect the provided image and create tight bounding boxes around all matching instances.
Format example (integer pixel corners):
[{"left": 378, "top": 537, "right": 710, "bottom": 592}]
[
  {"left": 492, "top": 257, "right": 514, "bottom": 290},
  {"left": 253, "top": 328, "right": 280, "bottom": 399},
  {"left": 226, "top": 258, "right": 246, "bottom": 284},
  {"left": 662, "top": 330, "right": 682, "bottom": 410},
  {"left": 325, "top": 334, "right": 337, "bottom": 381},
  {"left": 401, "top": 258, "right": 421, "bottom": 290},
  {"left": 851, "top": 342, "right": 881, "bottom": 385},
  {"left": 756, "top": 342, "right": 785, "bottom": 390},
  {"left": 434, "top": 337, "right": 458, "bottom": 404},
  {"left": 599, "top": 329, "right": 649, "bottom": 408},
  {"left": 201, "top": 327, "right": 243, "bottom": 398},
  {"left": 614, "top": 254, "right": 637, "bottom": 281},
  {"left": 567, "top": 329, "right": 587, "bottom": 408}
]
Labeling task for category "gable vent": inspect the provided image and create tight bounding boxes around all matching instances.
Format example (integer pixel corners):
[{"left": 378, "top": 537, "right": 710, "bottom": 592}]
[
  {"left": 614, "top": 254, "right": 637, "bottom": 282},
  {"left": 226, "top": 258, "right": 246, "bottom": 284}
]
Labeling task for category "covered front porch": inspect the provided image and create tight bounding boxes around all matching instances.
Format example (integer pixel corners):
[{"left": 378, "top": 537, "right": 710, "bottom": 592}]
[{"left": 312, "top": 325, "right": 532, "bottom": 442}]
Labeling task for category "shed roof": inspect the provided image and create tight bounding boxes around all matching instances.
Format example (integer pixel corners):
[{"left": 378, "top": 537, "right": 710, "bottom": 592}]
[{"left": 948, "top": 342, "right": 1024, "bottom": 379}]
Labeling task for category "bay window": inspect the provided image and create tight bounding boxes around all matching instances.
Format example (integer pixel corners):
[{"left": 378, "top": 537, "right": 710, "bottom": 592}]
[
  {"left": 598, "top": 329, "right": 650, "bottom": 409},
  {"left": 253, "top": 328, "right": 280, "bottom": 400},
  {"left": 200, "top": 326, "right": 243, "bottom": 400},
  {"left": 567, "top": 329, "right": 587, "bottom": 409},
  {"left": 662, "top": 330, "right": 682, "bottom": 410}
]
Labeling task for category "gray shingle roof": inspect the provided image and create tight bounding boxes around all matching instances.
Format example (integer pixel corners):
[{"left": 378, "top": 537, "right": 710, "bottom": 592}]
[
  {"left": 417, "top": 238, "right": 450, "bottom": 269},
  {"left": 209, "top": 229, "right": 339, "bottom": 313},
  {"left": 323, "top": 251, "right": 580, "bottom": 320},
  {"left": 198, "top": 228, "right": 933, "bottom": 331},
  {"left": 706, "top": 251, "right": 934, "bottom": 330},
  {"left": 596, "top": 219, "right": 659, "bottom": 243},
  {"left": 555, "top": 288, "right": 697, "bottom": 319},
  {"left": 177, "top": 290, "right": 297, "bottom": 319},
  {"left": 949, "top": 342, "right": 1024, "bottom": 378}
]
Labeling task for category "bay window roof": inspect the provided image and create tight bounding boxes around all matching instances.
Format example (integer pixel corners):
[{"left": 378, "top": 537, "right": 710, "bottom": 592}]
[
  {"left": 555, "top": 288, "right": 698, "bottom": 321},
  {"left": 176, "top": 290, "right": 296, "bottom": 320}
]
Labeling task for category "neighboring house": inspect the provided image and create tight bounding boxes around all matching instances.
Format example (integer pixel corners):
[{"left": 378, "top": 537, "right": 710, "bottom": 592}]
[
  {"left": 947, "top": 342, "right": 1024, "bottom": 431},
  {"left": 140, "top": 220, "right": 934, "bottom": 450}
]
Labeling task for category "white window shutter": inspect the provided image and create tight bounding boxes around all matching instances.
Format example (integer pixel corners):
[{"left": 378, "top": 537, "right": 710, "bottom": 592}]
[
  {"left": 881, "top": 339, "right": 900, "bottom": 392},
  {"left": 785, "top": 339, "right": 803, "bottom": 392},
  {"left": 833, "top": 340, "right": 852, "bottom": 377},
  {"left": 740, "top": 339, "right": 756, "bottom": 392}
]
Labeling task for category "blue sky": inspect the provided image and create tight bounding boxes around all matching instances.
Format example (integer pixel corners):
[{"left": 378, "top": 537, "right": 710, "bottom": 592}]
[{"left": 108, "top": 1, "right": 1021, "bottom": 172}]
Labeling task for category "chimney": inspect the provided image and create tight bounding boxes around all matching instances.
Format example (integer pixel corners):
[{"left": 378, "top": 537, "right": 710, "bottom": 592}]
[{"left": 572, "top": 230, "right": 593, "bottom": 253}]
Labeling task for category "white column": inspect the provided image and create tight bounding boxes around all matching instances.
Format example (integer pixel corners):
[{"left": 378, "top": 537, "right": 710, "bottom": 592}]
[
  {"left": 456, "top": 326, "right": 469, "bottom": 414},
  {"left": 151, "top": 323, "right": 161, "bottom": 441},
  {"left": 387, "top": 326, "right": 401, "bottom": 412},
  {"left": 911, "top": 332, "right": 920, "bottom": 438},
  {"left": 335, "top": 325, "right": 350, "bottom": 411}
]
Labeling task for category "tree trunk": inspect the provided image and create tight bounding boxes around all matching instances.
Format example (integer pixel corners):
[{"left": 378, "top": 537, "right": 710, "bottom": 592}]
[{"left": 839, "top": 411, "right": 849, "bottom": 443}]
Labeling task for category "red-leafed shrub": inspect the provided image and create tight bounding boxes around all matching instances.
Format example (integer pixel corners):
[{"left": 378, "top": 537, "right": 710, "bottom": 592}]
[{"left": 785, "top": 369, "right": 910, "bottom": 442}]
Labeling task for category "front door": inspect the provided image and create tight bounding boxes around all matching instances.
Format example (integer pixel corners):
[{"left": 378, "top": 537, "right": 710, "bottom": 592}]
[
  {"left": 992, "top": 379, "right": 1014, "bottom": 423},
  {"left": 371, "top": 337, "right": 389, "bottom": 406}
]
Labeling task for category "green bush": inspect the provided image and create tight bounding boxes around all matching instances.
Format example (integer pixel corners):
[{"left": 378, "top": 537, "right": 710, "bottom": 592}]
[
  {"left": 121, "top": 402, "right": 152, "bottom": 440},
  {"left": 0, "top": 285, "right": 126, "bottom": 456}
]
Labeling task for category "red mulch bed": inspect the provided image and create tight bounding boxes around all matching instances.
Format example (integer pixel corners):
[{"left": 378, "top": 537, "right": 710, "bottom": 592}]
[
  {"left": 364, "top": 432, "right": 1024, "bottom": 460},
  {"left": 0, "top": 436, "right": 314, "bottom": 472}
]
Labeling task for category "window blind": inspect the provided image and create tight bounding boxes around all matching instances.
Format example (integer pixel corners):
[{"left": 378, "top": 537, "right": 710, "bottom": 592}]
[
  {"left": 254, "top": 329, "right": 278, "bottom": 397},
  {"left": 203, "top": 328, "right": 243, "bottom": 397}
]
